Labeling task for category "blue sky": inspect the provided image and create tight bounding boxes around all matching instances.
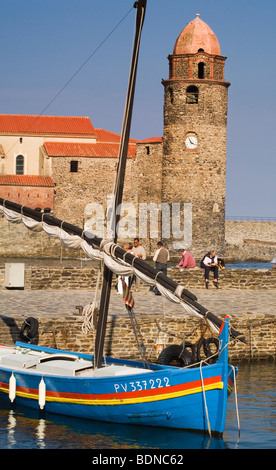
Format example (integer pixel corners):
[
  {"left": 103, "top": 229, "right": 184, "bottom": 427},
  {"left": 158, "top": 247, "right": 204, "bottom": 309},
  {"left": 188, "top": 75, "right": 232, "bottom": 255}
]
[{"left": 1, "top": 0, "right": 275, "bottom": 218}]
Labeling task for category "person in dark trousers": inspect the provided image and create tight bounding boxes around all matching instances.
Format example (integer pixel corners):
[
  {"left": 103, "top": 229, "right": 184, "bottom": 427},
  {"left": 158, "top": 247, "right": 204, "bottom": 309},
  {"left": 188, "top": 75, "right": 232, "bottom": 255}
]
[
  {"left": 152, "top": 241, "right": 169, "bottom": 295},
  {"left": 132, "top": 238, "right": 146, "bottom": 291},
  {"left": 202, "top": 250, "right": 219, "bottom": 289}
]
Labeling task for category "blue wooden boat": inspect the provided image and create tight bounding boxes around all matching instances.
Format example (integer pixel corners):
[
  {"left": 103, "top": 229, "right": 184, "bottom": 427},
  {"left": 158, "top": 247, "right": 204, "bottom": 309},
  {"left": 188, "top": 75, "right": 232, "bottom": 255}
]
[
  {"left": 0, "top": 316, "right": 236, "bottom": 436},
  {"left": 0, "top": 1, "right": 245, "bottom": 437}
]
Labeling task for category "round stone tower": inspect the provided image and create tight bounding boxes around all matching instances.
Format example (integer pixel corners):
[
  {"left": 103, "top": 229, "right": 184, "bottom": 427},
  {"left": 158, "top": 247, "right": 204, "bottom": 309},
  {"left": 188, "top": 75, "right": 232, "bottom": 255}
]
[{"left": 162, "top": 14, "right": 230, "bottom": 257}]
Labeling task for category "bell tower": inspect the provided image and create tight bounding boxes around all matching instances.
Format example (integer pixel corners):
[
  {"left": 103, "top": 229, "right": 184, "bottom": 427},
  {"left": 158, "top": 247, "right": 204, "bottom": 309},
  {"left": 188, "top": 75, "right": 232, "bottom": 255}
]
[{"left": 162, "top": 14, "right": 230, "bottom": 256}]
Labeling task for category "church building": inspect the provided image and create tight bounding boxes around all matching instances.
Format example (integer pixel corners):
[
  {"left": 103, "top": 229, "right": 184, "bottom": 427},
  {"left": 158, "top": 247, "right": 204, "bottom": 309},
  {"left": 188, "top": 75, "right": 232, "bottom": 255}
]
[{"left": 0, "top": 15, "right": 230, "bottom": 258}]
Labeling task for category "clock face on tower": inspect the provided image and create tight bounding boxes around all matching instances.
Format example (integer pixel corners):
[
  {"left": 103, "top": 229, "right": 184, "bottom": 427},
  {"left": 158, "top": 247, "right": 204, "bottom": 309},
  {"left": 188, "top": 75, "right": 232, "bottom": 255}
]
[{"left": 185, "top": 134, "right": 198, "bottom": 149}]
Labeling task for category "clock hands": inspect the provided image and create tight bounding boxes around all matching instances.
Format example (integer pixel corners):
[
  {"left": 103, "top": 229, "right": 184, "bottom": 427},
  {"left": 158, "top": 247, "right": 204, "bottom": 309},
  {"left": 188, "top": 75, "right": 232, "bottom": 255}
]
[{"left": 185, "top": 135, "right": 197, "bottom": 148}]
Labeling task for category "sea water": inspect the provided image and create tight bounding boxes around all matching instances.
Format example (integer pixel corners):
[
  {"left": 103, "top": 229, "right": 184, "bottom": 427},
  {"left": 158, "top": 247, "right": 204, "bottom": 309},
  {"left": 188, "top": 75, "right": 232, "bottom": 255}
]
[
  {"left": 225, "top": 262, "right": 274, "bottom": 270},
  {"left": 0, "top": 362, "right": 275, "bottom": 450}
]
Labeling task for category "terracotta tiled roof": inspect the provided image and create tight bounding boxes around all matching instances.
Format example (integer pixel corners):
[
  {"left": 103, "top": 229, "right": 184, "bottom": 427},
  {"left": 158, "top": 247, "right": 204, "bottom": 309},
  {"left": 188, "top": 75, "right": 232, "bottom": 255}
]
[
  {"left": 174, "top": 15, "right": 221, "bottom": 56},
  {"left": 0, "top": 175, "right": 54, "bottom": 186},
  {"left": 43, "top": 141, "right": 136, "bottom": 158},
  {"left": 94, "top": 128, "right": 138, "bottom": 143},
  {"left": 138, "top": 137, "right": 163, "bottom": 143},
  {"left": 0, "top": 114, "right": 95, "bottom": 136}
]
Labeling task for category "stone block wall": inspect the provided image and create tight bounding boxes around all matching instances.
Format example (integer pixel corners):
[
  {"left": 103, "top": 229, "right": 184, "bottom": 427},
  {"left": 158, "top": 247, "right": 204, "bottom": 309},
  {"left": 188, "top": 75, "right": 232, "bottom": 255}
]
[
  {"left": 162, "top": 80, "right": 229, "bottom": 256},
  {"left": 25, "top": 266, "right": 101, "bottom": 290},
  {"left": 171, "top": 267, "right": 276, "bottom": 290},
  {"left": 1, "top": 203, "right": 276, "bottom": 262},
  {"left": 0, "top": 311, "right": 275, "bottom": 362},
  {"left": 135, "top": 141, "right": 163, "bottom": 254},
  {"left": 0, "top": 216, "right": 79, "bottom": 258},
  {"left": 225, "top": 220, "right": 276, "bottom": 261},
  {"left": 51, "top": 156, "right": 137, "bottom": 227},
  {"left": 225, "top": 220, "right": 276, "bottom": 245},
  {"left": 1, "top": 265, "right": 275, "bottom": 291}
]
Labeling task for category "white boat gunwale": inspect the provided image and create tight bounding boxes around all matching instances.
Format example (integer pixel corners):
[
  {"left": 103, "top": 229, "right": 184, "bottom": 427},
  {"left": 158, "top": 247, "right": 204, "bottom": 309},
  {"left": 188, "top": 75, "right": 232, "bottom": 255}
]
[{"left": 0, "top": 341, "right": 222, "bottom": 380}]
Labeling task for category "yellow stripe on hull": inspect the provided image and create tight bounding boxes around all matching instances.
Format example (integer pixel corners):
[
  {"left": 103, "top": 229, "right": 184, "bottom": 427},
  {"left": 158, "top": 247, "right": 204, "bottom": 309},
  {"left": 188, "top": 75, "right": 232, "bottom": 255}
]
[{"left": 0, "top": 381, "right": 223, "bottom": 406}]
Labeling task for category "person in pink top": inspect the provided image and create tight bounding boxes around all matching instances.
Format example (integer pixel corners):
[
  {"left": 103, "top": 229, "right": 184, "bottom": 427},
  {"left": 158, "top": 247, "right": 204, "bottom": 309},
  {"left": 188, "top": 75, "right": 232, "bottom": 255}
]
[{"left": 176, "top": 249, "right": 196, "bottom": 268}]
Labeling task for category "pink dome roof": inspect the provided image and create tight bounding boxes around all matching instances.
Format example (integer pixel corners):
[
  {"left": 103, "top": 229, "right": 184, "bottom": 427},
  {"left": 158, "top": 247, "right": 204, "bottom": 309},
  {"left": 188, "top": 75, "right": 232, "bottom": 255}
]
[{"left": 173, "top": 15, "right": 221, "bottom": 56}]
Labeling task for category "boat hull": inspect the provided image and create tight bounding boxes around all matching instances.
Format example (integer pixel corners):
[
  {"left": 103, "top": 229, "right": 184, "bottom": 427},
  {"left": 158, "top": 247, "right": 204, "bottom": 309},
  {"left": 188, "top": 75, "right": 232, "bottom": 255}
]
[{"left": 0, "top": 318, "right": 235, "bottom": 436}]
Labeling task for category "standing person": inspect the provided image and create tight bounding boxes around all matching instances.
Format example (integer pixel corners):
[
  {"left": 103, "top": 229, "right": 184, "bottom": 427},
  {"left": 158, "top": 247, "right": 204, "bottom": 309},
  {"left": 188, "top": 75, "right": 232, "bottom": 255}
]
[
  {"left": 176, "top": 249, "right": 196, "bottom": 269},
  {"left": 201, "top": 250, "right": 219, "bottom": 289},
  {"left": 152, "top": 241, "right": 169, "bottom": 295},
  {"left": 132, "top": 238, "right": 146, "bottom": 291}
]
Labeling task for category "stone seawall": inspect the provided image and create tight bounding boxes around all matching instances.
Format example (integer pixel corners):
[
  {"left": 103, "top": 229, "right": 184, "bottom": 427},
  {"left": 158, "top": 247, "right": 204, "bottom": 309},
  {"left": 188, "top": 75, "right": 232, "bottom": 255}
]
[
  {"left": 1, "top": 265, "right": 275, "bottom": 362},
  {"left": 225, "top": 220, "right": 276, "bottom": 246},
  {"left": 0, "top": 311, "right": 275, "bottom": 362},
  {"left": 225, "top": 220, "right": 276, "bottom": 261},
  {"left": 1, "top": 217, "right": 276, "bottom": 261},
  {"left": 1, "top": 265, "right": 275, "bottom": 290}
]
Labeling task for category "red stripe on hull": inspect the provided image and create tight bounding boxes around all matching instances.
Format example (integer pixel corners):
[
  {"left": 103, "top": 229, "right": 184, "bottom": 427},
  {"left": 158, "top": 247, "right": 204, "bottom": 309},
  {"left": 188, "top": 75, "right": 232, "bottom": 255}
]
[{"left": 0, "top": 374, "right": 222, "bottom": 400}]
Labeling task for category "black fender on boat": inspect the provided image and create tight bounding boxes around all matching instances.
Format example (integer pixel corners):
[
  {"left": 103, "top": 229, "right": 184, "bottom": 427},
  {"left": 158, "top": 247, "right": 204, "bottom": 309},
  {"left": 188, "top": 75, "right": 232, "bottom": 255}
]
[
  {"left": 196, "top": 337, "right": 219, "bottom": 363},
  {"left": 20, "top": 317, "right": 39, "bottom": 344},
  {"left": 157, "top": 343, "right": 195, "bottom": 367}
]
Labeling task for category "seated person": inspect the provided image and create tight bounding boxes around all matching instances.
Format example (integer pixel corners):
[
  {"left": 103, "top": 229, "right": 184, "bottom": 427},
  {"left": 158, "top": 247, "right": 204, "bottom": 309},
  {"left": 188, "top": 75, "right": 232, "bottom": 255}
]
[
  {"left": 176, "top": 249, "right": 196, "bottom": 268},
  {"left": 201, "top": 250, "right": 219, "bottom": 289}
]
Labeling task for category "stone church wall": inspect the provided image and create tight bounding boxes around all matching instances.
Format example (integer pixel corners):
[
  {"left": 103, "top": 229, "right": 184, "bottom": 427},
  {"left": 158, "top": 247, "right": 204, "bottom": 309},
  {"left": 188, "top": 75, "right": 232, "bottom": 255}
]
[
  {"left": 51, "top": 156, "right": 138, "bottom": 227},
  {"left": 0, "top": 216, "right": 275, "bottom": 261},
  {"left": 134, "top": 141, "right": 164, "bottom": 253},
  {"left": 162, "top": 81, "right": 229, "bottom": 257}
]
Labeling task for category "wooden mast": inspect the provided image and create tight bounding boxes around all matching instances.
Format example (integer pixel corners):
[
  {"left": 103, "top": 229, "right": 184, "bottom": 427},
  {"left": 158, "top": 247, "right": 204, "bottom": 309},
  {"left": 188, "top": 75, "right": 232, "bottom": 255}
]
[{"left": 94, "top": 0, "right": 147, "bottom": 369}]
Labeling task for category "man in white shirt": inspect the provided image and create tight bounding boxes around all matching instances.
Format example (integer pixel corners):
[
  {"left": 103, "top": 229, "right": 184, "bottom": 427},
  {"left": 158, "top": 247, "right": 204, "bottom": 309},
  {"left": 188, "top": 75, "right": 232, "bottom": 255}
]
[
  {"left": 132, "top": 238, "right": 146, "bottom": 260},
  {"left": 202, "top": 250, "right": 219, "bottom": 289}
]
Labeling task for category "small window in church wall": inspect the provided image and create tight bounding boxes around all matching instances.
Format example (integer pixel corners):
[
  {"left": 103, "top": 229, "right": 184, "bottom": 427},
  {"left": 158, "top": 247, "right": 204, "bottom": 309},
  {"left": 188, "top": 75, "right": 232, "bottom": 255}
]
[
  {"left": 186, "top": 85, "right": 198, "bottom": 104},
  {"left": 16, "top": 155, "right": 24, "bottom": 174},
  {"left": 198, "top": 62, "right": 205, "bottom": 79},
  {"left": 70, "top": 160, "right": 78, "bottom": 172}
]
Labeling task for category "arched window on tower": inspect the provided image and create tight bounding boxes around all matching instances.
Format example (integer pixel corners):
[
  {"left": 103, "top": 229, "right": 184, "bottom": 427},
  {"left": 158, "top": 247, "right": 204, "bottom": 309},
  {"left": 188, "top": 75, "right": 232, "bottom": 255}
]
[
  {"left": 186, "top": 85, "right": 198, "bottom": 104},
  {"left": 16, "top": 155, "right": 24, "bottom": 175},
  {"left": 198, "top": 62, "right": 205, "bottom": 79}
]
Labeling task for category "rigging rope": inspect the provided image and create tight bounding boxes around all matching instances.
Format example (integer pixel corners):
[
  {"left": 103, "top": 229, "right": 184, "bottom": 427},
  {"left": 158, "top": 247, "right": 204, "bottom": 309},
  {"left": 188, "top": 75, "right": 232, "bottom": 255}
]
[
  {"left": 200, "top": 361, "right": 212, "bottom": 438},
  {"left": 231, "top": 364, "right": 241, "bottom": 436},
  {"left": 127, "top": 307, "right": 148, "bottom": 365},
  {"left": 107, "top": 3, "right": 146, "bottom": 239}
]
